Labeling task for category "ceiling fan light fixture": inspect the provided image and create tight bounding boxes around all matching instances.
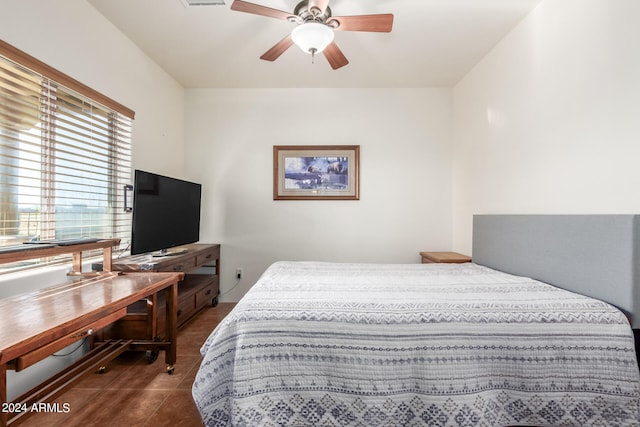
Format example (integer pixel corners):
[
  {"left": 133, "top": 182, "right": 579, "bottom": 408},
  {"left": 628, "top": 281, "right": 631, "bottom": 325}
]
[{"left": 291, "top": 22, "right": 334, "bottom": 55}]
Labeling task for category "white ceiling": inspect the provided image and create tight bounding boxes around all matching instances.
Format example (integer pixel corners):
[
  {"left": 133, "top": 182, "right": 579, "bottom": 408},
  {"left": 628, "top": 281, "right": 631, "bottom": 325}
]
[{"left": 87, "top": 0, "right": 541, "bottom": 88}]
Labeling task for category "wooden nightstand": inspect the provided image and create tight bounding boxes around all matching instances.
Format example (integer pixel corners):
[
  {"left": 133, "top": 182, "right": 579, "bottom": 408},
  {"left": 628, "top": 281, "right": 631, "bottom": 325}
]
[{"left": 420, "top": 251, "right": 471, "bottom": 264}]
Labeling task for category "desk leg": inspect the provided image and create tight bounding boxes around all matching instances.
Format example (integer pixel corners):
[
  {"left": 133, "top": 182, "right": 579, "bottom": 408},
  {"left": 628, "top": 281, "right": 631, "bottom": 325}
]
[
  {"left": 1, "top": 362, "right": 7, "bottom": 427},
  {"left": 164, "top": 282, "right": 178, "bottom": 374},
  {"left": 71, "top": 251, "right": 83, "bottom": 275}
]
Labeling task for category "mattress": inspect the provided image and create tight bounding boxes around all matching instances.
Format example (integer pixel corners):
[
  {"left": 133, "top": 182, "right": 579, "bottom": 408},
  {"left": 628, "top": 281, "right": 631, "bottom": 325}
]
[{"left": 193, "top": 261, "right": 640, "bottom": 426}]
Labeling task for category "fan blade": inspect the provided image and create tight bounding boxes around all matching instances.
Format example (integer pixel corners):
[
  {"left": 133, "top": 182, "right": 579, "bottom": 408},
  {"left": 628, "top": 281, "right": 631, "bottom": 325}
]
[
  {"left": 231, "top": 0, "right": 295, "bottom": 21},
  {"left": 260, "top": 34, "right": 294, "bottom": 61},
  {"left": 328, "top": 14, "right": 394, "bottom": 32},
  {"left": 323, "top": 42, "right": 349, "bottom": 70},
  {"left": 308, "top": 0, "right": 330, "bottom": 16}
]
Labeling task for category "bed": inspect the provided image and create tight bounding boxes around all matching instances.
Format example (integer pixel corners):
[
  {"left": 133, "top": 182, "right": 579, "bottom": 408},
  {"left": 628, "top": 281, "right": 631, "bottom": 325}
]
[{"left": 193, "top": 215, "right": 640, "bottom": 426}]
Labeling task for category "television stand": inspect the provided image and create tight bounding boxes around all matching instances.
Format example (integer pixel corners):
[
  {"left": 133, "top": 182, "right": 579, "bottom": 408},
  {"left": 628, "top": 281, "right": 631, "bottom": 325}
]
[
  {"left": 151, "top": 247, "right": 188, "bottom": 257},
  {"left": 94, "top": 243, "right": 220, "bottom": 346}
]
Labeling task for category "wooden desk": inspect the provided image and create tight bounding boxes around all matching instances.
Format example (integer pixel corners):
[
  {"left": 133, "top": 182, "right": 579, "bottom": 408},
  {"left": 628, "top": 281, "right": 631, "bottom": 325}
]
[{"left": 0, "top": 272, "right": 181, "bottom": 426}]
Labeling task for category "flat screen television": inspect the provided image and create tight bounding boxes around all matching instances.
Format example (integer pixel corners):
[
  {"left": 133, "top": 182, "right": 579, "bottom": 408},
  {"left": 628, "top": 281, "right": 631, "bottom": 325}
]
[{"left": 131, "top": 170, "right": 202, "bottom": 256}]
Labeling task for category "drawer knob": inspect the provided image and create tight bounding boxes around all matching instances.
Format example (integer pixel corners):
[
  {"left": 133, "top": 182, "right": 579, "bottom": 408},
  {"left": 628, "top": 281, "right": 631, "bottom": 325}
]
[{"left": 71, "top": 328, "right": 94, "bottom": 338}]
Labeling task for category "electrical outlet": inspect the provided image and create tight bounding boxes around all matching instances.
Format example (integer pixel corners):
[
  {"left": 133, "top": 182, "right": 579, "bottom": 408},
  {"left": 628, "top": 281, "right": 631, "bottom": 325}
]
[{"left": 236, "top": 268, "right": 243, "bottom": 279}]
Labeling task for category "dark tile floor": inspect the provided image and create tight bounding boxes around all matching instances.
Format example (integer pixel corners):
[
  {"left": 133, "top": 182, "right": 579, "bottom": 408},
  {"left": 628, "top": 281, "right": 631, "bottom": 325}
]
[{"left": 23, "top": 303, "right": 235, "bottom": 427}]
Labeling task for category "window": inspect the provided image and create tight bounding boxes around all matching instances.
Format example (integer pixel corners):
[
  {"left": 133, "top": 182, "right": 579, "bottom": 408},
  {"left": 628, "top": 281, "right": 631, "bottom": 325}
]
[{"left": 0, "top": 41, "right": 134, "bottom": 273}]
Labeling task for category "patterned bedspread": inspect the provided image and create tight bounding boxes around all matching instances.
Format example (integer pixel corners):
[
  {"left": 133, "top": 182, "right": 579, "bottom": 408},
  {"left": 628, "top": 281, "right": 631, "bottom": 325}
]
[{"left": 193, "top": 262, "right": 640, "bottom": 426}]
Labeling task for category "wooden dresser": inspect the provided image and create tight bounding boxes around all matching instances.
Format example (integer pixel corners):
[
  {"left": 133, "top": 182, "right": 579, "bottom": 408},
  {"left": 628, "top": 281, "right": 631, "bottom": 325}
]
[{"left": 94, "top": 244, "right": 220, "bottom": 347}]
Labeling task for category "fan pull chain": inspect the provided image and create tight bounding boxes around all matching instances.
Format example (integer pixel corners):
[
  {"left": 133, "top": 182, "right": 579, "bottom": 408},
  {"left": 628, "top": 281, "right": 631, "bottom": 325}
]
[{"left": 310, "top": 47, "right": 317, "bottom": 64}]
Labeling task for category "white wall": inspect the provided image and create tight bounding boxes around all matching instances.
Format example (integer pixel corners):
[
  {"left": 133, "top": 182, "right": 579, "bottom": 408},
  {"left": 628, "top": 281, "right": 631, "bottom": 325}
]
[
  {"left": 0, "top": 0, "right": 185, "bottom": 179},
  {"left": 0, "top": 0, "right": 185, "bottom": 400},
  {"left": 185, "top": 88, "right": 453, "bottom": 300},
  {"left": 452, "top": 0, "right": 640, "bottom": 255}
]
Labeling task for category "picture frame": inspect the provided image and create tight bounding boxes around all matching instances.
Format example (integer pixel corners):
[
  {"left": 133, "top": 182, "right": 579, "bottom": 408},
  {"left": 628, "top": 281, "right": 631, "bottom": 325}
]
[{"left": 273, "top": 145, "right": 360, "bottom": 200}]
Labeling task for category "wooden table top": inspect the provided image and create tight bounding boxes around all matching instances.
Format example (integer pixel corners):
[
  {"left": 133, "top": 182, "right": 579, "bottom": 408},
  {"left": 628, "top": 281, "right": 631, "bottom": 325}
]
[
  {"left": 0, "top": 239, "right": 120, "bottom": 265},
  {"left": 420, "top": 251, "right": 472, "bottom": 263},
  {"left": 0, "top": 272, "right": 181, "bottom": 363}
]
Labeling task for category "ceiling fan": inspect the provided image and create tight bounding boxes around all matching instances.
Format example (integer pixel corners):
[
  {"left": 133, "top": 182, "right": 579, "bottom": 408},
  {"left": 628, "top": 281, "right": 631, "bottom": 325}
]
[{"left": 230, "top": 0, "right": 393, "bottom": 70}]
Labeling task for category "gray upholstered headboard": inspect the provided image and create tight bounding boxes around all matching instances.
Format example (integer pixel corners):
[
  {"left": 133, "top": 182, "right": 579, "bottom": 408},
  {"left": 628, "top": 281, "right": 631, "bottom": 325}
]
[{"left": 472, "top": 215, "right": 640, "bottom": 328}]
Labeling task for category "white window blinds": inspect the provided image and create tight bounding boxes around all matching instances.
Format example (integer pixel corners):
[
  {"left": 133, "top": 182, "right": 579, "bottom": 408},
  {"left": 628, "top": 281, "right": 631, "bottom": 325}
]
[{"left": 0, "top": 41, "right": 133, "bottom": 273}]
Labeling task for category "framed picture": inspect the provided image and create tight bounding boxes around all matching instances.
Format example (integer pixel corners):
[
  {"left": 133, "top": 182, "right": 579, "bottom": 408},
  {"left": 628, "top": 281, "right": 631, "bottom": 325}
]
[{"left": 273, "top": 145, "right": 360, "bottom": 200}]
